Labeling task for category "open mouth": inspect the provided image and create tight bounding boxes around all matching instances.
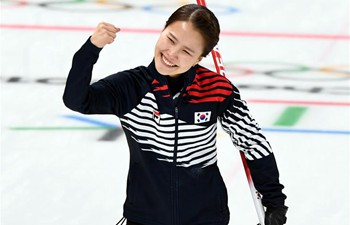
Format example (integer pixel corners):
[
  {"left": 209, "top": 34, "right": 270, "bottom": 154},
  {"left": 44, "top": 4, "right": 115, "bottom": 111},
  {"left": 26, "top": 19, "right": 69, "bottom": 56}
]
[{"left": 161, "top": 54, "right": 177, "bottom": 67}]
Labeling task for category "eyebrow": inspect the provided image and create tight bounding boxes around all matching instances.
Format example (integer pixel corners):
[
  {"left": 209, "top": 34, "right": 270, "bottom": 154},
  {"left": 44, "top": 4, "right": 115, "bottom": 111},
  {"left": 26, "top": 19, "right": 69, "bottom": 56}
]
[{"left": 168, "top": 32, "right": 196, "bottom": 54}]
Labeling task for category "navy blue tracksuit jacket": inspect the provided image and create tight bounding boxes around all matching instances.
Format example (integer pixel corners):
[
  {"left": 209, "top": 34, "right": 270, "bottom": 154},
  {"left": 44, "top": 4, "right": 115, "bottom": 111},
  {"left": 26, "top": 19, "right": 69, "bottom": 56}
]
[{"left": 63, "top": 39, "right": 286, "bottom": 225}]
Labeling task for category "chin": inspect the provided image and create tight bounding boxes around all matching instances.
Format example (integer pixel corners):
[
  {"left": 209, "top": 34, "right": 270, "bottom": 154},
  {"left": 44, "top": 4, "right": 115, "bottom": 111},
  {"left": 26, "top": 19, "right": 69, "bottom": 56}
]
[
  {"left": 155, "top": 57, "right": 173, "bottom": 75},
  {"left": 154, "top": 58, "right": 166, "bottom": 75}
]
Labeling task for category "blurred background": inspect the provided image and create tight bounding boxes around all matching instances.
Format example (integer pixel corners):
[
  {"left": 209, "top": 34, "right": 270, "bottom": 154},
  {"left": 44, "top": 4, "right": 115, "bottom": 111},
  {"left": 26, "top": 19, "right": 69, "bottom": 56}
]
[{"left": 1, "top": 0, "right": 349, "bottom": 224}]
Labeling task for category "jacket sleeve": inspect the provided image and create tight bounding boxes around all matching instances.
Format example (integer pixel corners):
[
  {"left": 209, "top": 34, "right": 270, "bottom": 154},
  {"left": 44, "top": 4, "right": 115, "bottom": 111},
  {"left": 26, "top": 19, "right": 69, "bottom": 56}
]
[
  {"left": 218, "top": 86, "right": 286, "bottom": 207},
  {"left": 63, "top": 38, "right": 131, "bottom": 116}
]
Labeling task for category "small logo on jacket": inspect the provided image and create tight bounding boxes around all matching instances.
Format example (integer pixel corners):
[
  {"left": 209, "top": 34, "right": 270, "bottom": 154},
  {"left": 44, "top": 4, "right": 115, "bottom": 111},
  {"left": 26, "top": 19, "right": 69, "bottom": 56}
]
[
  {"left": 153, "top": 110, "right": 161, "bottom": 124},
  {"left": 194, "top": 111, "right": 211, "bottom": 124}
]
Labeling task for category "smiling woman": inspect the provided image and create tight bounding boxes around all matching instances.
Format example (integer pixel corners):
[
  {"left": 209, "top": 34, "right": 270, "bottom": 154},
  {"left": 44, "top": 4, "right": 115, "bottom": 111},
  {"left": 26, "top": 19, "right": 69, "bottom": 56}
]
[
  {"left": 63, "top": 4, "right": 287, "bottom": 225},
  {"left": 154, "top": 21, "right": 205, "bottom": 77}
]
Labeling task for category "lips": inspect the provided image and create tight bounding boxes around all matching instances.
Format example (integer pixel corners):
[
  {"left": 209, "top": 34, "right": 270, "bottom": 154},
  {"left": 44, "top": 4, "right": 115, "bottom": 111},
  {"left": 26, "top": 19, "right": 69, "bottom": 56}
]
[{"left": 161, "top": 54, "right": 177, "bottom": 67}]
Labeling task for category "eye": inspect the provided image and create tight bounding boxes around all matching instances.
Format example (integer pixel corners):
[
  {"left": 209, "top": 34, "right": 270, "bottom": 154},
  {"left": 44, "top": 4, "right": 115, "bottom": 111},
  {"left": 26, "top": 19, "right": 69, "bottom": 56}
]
[
  {"left": 168, "top": 36, "right": 175, "bottom": 44},
  {"left": 183, "top": 50, "right": 192, "bottom": 56}
]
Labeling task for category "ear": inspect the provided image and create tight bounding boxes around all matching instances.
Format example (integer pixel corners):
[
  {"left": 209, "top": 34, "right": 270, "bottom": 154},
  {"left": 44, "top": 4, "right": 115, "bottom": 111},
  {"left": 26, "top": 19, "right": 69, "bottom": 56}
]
[{"left": 194, "top": 56, "right": 203, "bottom": 66}]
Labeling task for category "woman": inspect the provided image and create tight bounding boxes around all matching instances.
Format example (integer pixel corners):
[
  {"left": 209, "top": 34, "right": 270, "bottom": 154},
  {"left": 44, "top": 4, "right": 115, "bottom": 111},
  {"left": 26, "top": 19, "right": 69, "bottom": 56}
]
[{"left": 63, "top": 4, "right": 288, "bottom": 225}]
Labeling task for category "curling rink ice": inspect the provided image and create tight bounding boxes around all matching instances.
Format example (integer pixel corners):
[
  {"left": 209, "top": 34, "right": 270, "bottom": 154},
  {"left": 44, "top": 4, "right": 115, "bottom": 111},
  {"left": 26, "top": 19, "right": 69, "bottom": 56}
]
[{"left": 0, "top": 0, "right": 349, "bottom": 224}]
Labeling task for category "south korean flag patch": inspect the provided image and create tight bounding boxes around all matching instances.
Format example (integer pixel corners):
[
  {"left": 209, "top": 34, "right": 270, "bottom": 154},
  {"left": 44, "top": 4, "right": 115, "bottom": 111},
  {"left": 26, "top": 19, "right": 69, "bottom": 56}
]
[{"left": 194, "top": 111, "right": 211, "bottom": 124}]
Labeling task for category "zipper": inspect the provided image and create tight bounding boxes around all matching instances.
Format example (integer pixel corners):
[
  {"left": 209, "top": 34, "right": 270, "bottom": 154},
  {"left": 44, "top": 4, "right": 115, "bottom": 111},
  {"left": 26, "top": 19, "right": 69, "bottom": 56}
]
[
  {"left": 172, "top": 106, "right": 179, "bottom": 225},
  {"left": 167, "top": 75, "right": 187, "bottom": 225},
  {"left": 172, "top": 82, "right": 188, "bottom": 225}
]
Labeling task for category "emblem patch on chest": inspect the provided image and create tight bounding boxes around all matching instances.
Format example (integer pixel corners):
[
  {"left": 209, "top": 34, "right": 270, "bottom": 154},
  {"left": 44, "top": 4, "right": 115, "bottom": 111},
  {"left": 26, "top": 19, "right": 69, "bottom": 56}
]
[{"left": 194, "top": 111, "right": 211, "bottom": 124}]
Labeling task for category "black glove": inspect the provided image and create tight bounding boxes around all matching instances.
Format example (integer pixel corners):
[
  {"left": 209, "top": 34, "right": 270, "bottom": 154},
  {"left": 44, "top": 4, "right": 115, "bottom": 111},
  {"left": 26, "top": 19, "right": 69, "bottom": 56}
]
[{"left": 265, "top": 205, "right": 288, "bottom": 225}]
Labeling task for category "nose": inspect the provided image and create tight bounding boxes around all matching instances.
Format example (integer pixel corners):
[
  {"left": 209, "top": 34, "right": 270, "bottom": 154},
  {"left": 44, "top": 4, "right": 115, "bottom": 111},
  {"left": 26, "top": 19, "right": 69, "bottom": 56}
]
[{"left": 168, "top": 46, "right": 180, "bottom": 59}]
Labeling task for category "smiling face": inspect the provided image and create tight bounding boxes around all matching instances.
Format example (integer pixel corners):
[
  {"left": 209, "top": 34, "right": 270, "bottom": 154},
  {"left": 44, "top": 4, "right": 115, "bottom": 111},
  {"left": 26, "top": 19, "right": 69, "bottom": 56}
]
[{"left": 154, "top": 21, "right": 204, "bottom": 77}]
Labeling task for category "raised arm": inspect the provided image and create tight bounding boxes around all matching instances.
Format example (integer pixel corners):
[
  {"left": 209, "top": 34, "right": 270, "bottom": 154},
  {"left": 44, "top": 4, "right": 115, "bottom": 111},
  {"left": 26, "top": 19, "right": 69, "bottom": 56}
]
[{"left": 62, "top": 22, "right": 121, "bottom": 114}]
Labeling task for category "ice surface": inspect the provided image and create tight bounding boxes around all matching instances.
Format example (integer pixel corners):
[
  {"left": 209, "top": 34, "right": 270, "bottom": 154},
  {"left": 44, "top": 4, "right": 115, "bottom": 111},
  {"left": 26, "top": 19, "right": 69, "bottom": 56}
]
[{"left": 1, "top": 0, "right": 349, "bottom": 224}]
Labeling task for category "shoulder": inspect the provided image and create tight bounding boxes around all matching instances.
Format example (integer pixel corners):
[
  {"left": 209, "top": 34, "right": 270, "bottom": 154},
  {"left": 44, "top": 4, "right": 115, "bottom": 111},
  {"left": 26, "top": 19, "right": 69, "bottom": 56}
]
[
  {"left": 106, "top": 65, "right": 150, "bottom": 79},
  {"left": 120, "top": 65, "right": 149, "bottom": 76},
  {"left": 184, "top": 65, "right": 238, "bottom": 103},
  {"left": 100, "top": 65, "right": 152, "bottom": 89},
  {"left": 195, "top": 65, "right": 243, "bottom": 100},
  {"left": 193, "top": 65, "right": 236, "bottom": 93}
]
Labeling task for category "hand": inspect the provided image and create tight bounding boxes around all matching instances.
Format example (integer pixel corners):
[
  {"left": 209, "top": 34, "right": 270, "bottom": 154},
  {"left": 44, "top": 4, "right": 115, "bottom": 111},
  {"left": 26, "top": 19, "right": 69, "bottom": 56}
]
[
  {"left": 265, "top": 205, "right": 288, "bottom": 225},
  {"left": 90, "top": 22, "right": 120, "bottom": 48}
]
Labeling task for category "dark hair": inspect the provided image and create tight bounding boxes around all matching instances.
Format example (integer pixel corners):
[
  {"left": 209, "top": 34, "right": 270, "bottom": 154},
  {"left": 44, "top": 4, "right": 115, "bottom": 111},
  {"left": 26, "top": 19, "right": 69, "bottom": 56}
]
[{"left": 164, "top": 4, "right": 220, "bottom": 57}]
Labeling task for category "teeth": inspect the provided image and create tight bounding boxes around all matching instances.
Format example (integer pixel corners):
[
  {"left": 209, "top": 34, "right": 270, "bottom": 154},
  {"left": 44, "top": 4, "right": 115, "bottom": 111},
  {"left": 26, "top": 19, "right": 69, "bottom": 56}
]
[{"left": 162, "top": 55, "right": 176, "bottom": 67}]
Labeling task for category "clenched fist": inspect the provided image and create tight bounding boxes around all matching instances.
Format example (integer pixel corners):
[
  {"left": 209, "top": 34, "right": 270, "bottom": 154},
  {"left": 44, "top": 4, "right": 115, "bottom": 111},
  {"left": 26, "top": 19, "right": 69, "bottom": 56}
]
[{"left": 90, "top": 22, "right": 120, "bottom": 48}]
